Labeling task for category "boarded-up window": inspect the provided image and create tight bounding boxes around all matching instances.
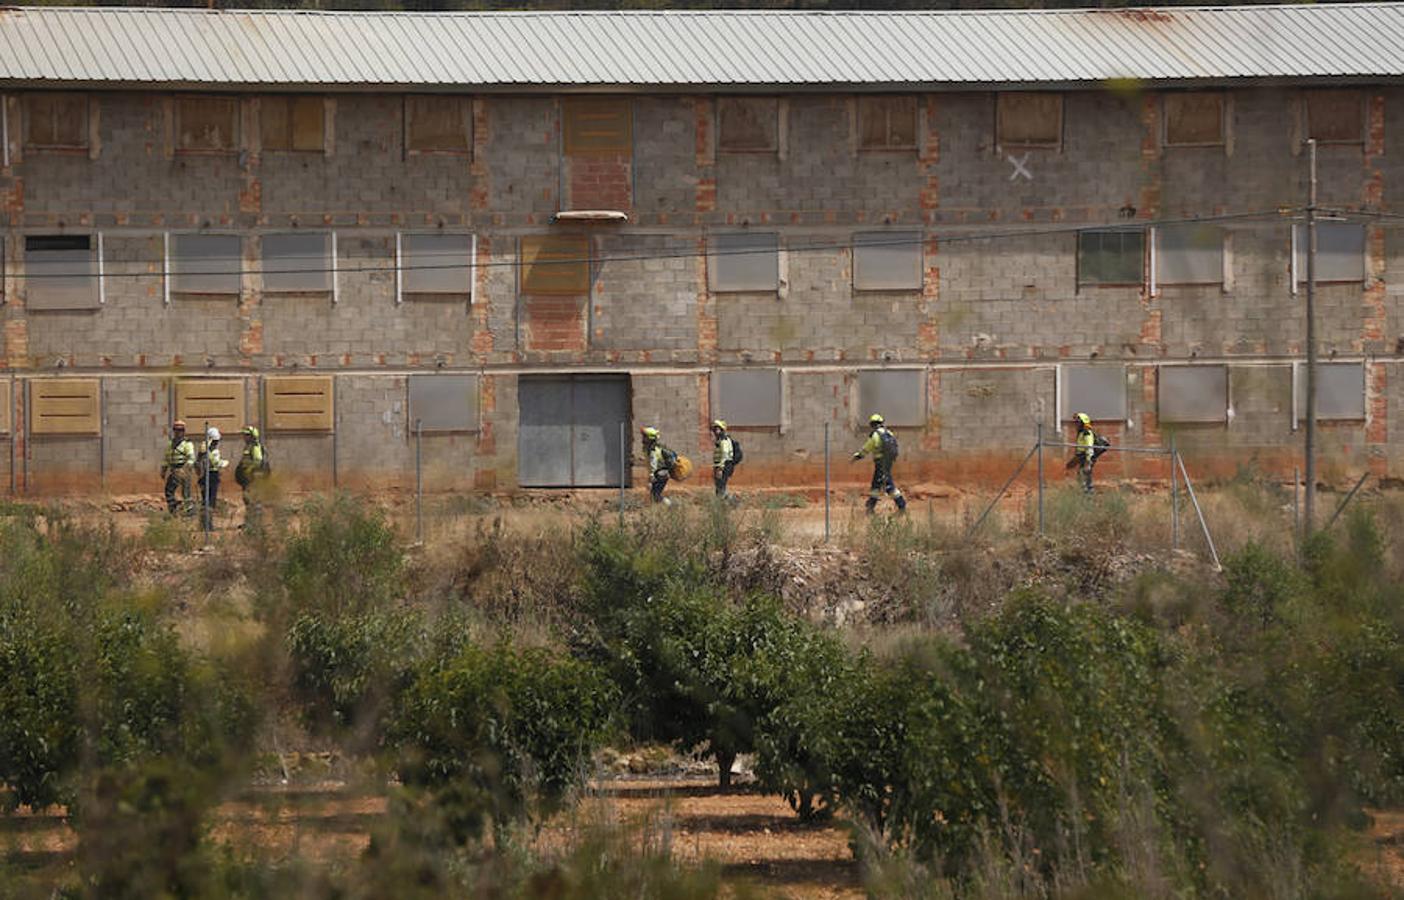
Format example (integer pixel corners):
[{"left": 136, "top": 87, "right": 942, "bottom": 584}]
[
  {"left": 1306, "top": 90, "right": 1363, "bottom": 143},
  {"left": 563, "top": 98, "right": 631, "bottom": 155},
  {"left": 263, "top": 233, "right": 332, "bottom": 293},
  {"left": 858, "top": 370, "right": 925, "bottom": 428},
  {"left": 1159, "top": 366, "right": 1228, "bottom": 423},
  {"left": 176, "top": 96, "right": 238, "bottom": 152},
  {"left": 261, "top": 96, "right": 324, "bottom": 152},
  {"left": 401, "top": 234, "right": 473, "bottom": 296},
  {"left": 710, "top": 233, "right": 778, "bottom": 292},
  {"left": 30, "top": 379, "right": 100, "bottom": 435},
  {"left": 23, "top": 93, "right": 88, "bottom": 149},
  {"left": 405, "top": 95, "right": 469, "bottom": 153},
  {"left": 520, "top": 235, "right": 590, "bottom": 295},
  {"left": 1164, "top": 93, "right": 1224, "bottom": 146},
  {"left": 175, "top": 380, "right": 246, "bottom": 436},
  {"left": 1156, "top": 224, "right": 1223, "bottom": 285},
  {"left": 853, "top": 231, "right": 922, "bottom": 291},
  {"left": 1295, "top": 362, "right": 1366, "bottom": 422},
  {"left": 0, "top": 380, "right": 10, "bottom": 434},
  {"left": 1294, "top": 222, "right": 1365, "bottom": 283},
  {"left": 409, "top": 374, "right": 479, "bottom": 432},
  {"left": 718, "top": 97, "right": 778, "bottom": 152},
  {"left": 1078, "top": 230, "right": 1144, "bottom": 287},
  {"left": 858, "top": 96, "right": 917, "bottom": 150},
  {"left": 265, "top": 376, "right": 334, "bottom": 432},
  {"left": 171, "top": 234, "right": 241, "bottom": 295},
  {"left": 1060, "top": 366, "right": 1126, "bottom": 422},
  {"left": 25, "top": 235, "right": 99, "bottom": 310},
  {"left": 997, "top": 92, "right": 1062, "bottom": 148},
  {"left": 715, "top": 369, "right": 781, "bottom": 427}
]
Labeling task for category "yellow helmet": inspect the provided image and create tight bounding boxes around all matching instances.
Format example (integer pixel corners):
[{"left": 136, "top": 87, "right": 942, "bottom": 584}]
[
  {"left": 1076, "top": 412, "right": 1092, "bottom": 426},
  {"left": 869, "top": 413, "right": 884, "bottom": 426},
  {"left": 641, "top": 426, "right": 660, "bottom": 441},
  {"left": 711, "top": 419, "right": 727, "bottom": 431}
]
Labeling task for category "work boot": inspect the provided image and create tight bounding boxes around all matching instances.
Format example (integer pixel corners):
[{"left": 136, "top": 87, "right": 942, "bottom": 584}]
[
  {"left": 865, "top": 497, "right": 878, "bottom": 515},
  {"left": 895, "top": 495, "right": 908, "bottom": 513}
]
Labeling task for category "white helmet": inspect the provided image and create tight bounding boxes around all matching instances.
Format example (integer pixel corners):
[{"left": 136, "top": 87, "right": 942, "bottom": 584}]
[{"left": 206, "top": 427, "right": 221, "bottom": 442}]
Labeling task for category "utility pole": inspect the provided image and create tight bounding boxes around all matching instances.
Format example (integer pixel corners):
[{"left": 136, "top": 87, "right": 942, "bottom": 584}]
[{"left": 1303, "top": 138, "right": 1318, "bottom": 540}]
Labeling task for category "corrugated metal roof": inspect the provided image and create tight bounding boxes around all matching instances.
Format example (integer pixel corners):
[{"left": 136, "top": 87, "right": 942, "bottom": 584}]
[{"left": 1, "top": 4, "right": 1403, "bottom": 90}]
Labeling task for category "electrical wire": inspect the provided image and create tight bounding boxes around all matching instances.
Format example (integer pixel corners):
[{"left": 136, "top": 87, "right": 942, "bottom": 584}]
[{"left": 2, "top": 207, "right": 1298, "bottom": 281}]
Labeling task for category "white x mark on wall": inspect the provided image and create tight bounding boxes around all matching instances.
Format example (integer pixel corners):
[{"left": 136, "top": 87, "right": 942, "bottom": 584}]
[{"left": 1007, "top": 152, "right": 1034, "bottom": 182}]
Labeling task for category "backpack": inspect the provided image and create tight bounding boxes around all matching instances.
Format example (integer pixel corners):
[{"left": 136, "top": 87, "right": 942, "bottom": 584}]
[
  {"left": 879, "top": 428, "right": 900, "bottom": 461},
  {"left": 661, "top": 447, "right": 678, "bottom": 471},
  {"left": 1091, "top": 434, "right": 1111, "bottom": 463},
  {"left": 729, "top": 437, "right": 743, "bottom": 466}
]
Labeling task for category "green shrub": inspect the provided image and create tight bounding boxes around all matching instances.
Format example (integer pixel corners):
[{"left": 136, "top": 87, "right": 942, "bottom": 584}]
[
  {"left": 281, "top": 494, "right": 405, "bottom": 619},
  {"left": 1219, "top": 541, "right": 1304, "bottom": 630},
  {"left": 287, "top": 608, "right": 424, "bottom": 738},
  {"left": 391, "top": 641, "right": 617, "bottom": 839}
]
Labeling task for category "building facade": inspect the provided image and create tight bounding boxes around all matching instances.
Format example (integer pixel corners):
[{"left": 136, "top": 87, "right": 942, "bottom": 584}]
[{"left": 2, "top": 6, "right": 1403, "bottom": 494}]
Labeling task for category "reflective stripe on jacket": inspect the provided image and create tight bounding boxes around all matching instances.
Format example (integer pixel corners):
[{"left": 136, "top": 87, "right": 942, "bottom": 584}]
[
  {"left": 1077, "top": 427, "right": 1096, "bottom": 460},
  {"left": 648, "top": 444, "right": 667, "bottom": 478},
  {"left": 856, "top": 427, "right": 894, "bottom": 464},
  {"left": 165, "top": 438, "right": 196, "bottom": 468},
  {"left": 713, "top": 435, "right": 733, "bottom": 468}
]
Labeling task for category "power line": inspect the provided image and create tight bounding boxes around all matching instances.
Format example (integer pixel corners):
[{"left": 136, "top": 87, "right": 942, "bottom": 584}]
[{"left": 2, "top": 208, "right": 1292, "bottom": 281}]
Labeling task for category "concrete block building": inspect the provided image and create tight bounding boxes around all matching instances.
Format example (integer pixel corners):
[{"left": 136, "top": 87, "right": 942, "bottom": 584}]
[{"left": 2, "top": 5, "right": 1404, "bottom": 495}]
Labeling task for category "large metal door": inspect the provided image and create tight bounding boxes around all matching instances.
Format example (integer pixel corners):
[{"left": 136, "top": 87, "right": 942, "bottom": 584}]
[{"left": 517, "top": 375, "right": 629, "bottom": 488}]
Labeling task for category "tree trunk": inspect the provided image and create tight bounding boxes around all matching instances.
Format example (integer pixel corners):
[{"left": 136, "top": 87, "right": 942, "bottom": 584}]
[{"left": 717, "top": 749, "right": 736, "bottom": 789}]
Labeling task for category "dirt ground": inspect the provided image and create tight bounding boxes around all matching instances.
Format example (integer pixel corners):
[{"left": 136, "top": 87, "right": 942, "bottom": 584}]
[{"left": 11, "top": 774, "right": 1404, "bottom": 897}]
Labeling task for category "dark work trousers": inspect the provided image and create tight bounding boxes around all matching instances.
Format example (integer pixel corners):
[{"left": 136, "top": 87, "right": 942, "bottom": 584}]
[
  {"left": 164, "top": 468, "right": 191, "bottom": 515},
  {"left": 714, "top": 461, "right": 734, "bottom": 497},
  {"left": 1079, "top": 456, "right": 1095, "bottom": 494},
  {"left": 650, "top": 474, "right": 669, "bottom": 503},
  {"left": 200, "top": 471, "right": 221, "bottom": 528},
  {"left": 866, "top": 462, "right": 907, "bottom": 512}
]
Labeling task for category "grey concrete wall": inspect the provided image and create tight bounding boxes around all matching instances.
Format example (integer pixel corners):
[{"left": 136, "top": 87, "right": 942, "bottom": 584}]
[{"left": 3, "top": 86, "right": 1403, "bottom": 493}]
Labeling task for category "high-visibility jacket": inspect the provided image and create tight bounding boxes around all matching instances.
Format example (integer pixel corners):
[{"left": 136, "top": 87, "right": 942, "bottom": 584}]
[
  {"left": 1076, "top": 426, "right": 1096, "bottom": 461},
  {"left": 164, "top": 438, "right": 196, "bottom": 469},
  {"left": 204, "top": 443, "right": 229, "bottom": 473},
  {"left": 647, "top": 443, "right": 671, "bottom": 479},
  {"left": 241, "top": 442, "right": 264, "bottom": 467},
  {"left": 855, "top": 427, "right": 896, "bottom": 464},
  {"left": 713, "top": 435, "right": 734, "bottom": 469}
]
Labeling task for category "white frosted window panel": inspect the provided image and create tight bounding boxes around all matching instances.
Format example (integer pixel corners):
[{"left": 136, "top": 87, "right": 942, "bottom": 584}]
[
  {"left": 263, "top": 233, "right": 332, "bottom": 292},
  {"left": 715, "top": 369, "right": 781, "bottom": 427},
  {"left": 1060, "top": 366, "right": 1126, "bottom": 421},
  {"left": 1296, "top": 362, "right": 1365, "bottom": 421},
  {"left": 1158, "top": 366, "right": 1227, "bottom": 423},
  {"left": 1157, "top": 224, "right": 1223, "bottom": 285},
  {"left": 403, "top": 234, "right": 472, "bottom": 295},
  {"left": 409, "top": 374, "right": 479, "bottom": 432},
  {"left": 854, "top": 232, "right": 922, "bottom": 290},
  {"left": 858, "top": 370, "right": 924, "bottom": 427},
  {"left": 710, "top": 233, "right": 778, "bottom": 292},
  {"left": 1294, "top": 222, "right": 1365, "bottom": 283},
  {"left": 172, "top": 234, "right": 241, "bottom": 294},
  {"left": 25, "top": 235, "right": 98, "bottom": 310}
]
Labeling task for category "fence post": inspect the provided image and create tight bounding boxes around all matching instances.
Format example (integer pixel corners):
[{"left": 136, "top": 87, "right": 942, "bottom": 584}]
[
  {"left": 1176, "top": 452, "right": 1221, "bottom": 571},
  {"left": 619, "top": 421, "right": 626, "bottom": 527},
  {"left": 823, "top": 421, "right": 831, "bottom": 543},
  {"left": 1036, "top": 422, "right": 1044, "bottom": 536},
  {"left": 202, "top": 419, "right": 211, "bottom": 547},
  {"left": 1169, "top": 433, "right": 1179, "bottom": 551},
  {"left": 1292, "top": 467, "right": 1300, "bottom": 561},
  {"left": 415, "top": 418, "right": 423, "bottom": 544}
]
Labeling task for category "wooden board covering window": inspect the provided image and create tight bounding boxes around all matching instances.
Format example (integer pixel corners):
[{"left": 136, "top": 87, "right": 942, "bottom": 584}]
[
  {"left": 996, "top": 92, "right": 1062, "bottom": 148},
  {"left": 1164, "top": 93, "right": 1224, "bottom": 145},
  {"left": 23, "top": 93, "right": 88, "bottom": 149},
  {"left": 563, "top": 98, "right": 631, "bottom": 155},
  {"left": 0, "top": 380, "right": 11, "bottom": 434},
  {"left": 262, "top": 96, "right": 324, "bottom": 152},
  {"left": 175, "top": 380, "right": 245, "bottom": 436},
  {"left": 858, "top": 96, "right": 917, "bottom": 150},
  {"left": 30, "top": 379, "right": 100, "bottom": 435},
  {"left": 406, "top": 96, "right": 469, "bottom": 153},
  {"left": 1306, "top": 90, "right": 1363, "bottom": 143},
  {"left": 265, "top": 376, "right": 333, "bottom": 432},
  {"left": 718, "top": 97, "right": 778, "bottom": 152},
  {"left": 177, "top": 96, "right": 238, "bottom": 152},
  {"left": 520, "top": 235, "right": 590, "bottom": 295}
]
